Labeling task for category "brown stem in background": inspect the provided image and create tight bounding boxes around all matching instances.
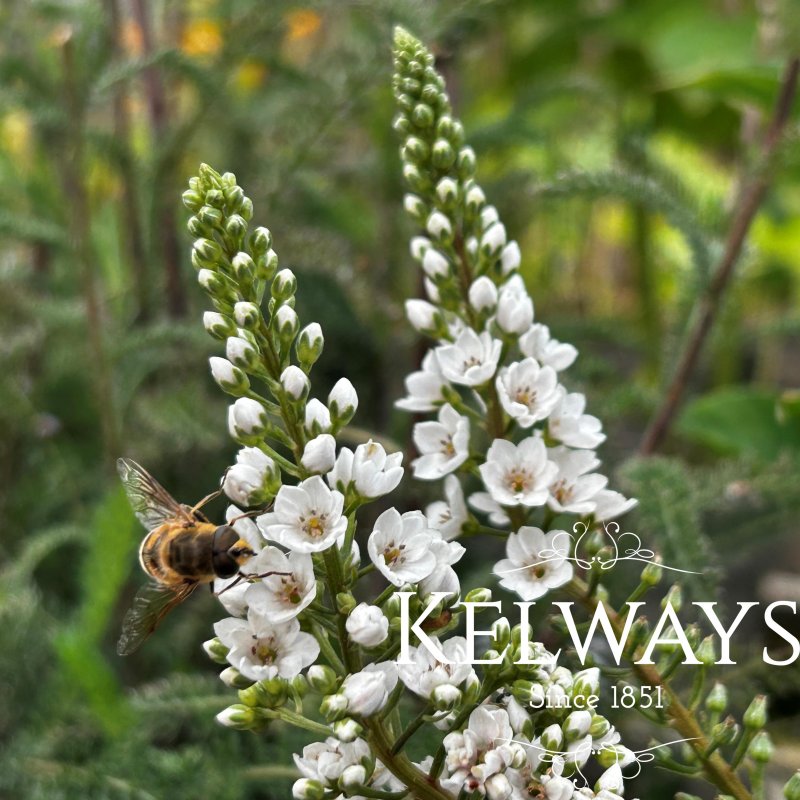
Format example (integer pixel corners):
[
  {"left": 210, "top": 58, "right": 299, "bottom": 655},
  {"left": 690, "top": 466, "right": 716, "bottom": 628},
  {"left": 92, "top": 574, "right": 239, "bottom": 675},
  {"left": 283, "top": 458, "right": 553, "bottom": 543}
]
[
  {"left": 59, "top": 28, "right": 120, "bottom": 467},
  {"left": 131, "top": 0, "right": 186, "bottom": 318},
  {"left": 105, "top": 0, "right": 151, "bottom": 321},
  {"left": 639, "top": 56, "right": 799, "bottom": 455}
]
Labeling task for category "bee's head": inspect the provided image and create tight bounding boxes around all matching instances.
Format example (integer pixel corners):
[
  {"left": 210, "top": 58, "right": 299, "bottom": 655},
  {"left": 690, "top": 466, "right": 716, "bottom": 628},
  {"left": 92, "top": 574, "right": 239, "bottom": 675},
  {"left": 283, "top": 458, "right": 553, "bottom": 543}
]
[{"left": 211, "top": 525, "right": 254, "bottom": 578}]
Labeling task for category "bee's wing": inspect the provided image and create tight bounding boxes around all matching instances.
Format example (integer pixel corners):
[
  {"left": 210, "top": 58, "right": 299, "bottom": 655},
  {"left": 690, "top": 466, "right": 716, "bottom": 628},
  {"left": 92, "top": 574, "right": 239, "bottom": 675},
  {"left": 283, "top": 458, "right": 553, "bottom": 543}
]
[
  {"left": 117, "top": 581, "right": 198, "bottom": 656},
  {"left": 117, "top": 458, "right": 193, "bottom": 529}
]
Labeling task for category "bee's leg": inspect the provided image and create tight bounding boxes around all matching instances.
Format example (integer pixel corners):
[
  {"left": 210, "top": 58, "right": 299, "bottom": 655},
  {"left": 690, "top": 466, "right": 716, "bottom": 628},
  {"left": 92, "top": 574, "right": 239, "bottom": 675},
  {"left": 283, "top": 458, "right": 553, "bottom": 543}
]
[
  {"left": 227, "top": 508, "right": 264, "bottom": 524},
  {"left": 215, "top": 570, "right": 291, "bottom": 597}
]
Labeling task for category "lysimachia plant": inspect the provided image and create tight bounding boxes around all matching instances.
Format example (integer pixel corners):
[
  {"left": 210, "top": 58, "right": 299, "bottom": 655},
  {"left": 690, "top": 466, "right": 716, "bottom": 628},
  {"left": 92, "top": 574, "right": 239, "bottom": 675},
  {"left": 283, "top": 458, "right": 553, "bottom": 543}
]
[{"left": 166, "top": 27, "right": 793, "bottom": 800}]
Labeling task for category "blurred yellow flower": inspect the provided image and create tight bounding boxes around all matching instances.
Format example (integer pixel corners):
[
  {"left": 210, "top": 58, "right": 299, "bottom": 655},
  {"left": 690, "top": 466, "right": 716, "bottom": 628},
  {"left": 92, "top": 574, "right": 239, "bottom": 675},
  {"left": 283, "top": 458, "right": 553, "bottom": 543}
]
[
  {"left": 284, "top": 9, "right": 321, "bottom": 42},
  {"left": 181, "top": 18, "right": 222, "bottom": 57},
  {"left": 1, "top": 110, "right": 33, "bottom": 165},
  {"left": 234, "top": 60, "right": 269, "bottom": 93}
]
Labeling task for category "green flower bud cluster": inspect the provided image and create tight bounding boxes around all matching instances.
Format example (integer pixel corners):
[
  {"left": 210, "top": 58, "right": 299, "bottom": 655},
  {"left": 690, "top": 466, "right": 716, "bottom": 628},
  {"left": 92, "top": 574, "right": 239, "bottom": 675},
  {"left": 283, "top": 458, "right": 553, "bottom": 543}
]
[{"left": 392, "top": 27, "right": 521, "bottom": 320}]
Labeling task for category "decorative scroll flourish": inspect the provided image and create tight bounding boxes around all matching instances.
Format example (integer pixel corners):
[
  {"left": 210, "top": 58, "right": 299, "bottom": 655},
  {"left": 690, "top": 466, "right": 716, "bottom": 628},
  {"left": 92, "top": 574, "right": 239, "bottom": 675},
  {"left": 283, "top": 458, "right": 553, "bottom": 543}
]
[{"left": 497, "top": 520, "right": 703, "bottom": 577}]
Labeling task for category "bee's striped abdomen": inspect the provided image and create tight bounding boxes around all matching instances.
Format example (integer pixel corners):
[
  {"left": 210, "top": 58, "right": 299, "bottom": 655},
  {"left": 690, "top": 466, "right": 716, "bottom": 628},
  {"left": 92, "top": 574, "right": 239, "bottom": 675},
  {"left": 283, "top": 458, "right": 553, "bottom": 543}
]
[{"left": 165, "top": 527, "right": 216, "bottom": 581}]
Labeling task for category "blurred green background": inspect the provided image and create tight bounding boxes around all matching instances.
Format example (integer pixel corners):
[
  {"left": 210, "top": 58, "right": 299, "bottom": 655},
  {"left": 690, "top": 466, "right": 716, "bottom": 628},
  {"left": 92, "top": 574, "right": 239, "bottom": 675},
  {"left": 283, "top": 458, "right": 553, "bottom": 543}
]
[{"left": 1, "top": 0, "right": 799, "bottom": 797}]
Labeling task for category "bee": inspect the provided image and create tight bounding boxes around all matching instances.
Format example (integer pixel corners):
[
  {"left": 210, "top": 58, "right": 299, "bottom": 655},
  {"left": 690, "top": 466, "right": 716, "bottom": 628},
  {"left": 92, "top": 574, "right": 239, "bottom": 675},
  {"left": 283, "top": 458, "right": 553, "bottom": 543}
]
[{"left": 117, "top": 458, "right": 263, "bottom": 656}]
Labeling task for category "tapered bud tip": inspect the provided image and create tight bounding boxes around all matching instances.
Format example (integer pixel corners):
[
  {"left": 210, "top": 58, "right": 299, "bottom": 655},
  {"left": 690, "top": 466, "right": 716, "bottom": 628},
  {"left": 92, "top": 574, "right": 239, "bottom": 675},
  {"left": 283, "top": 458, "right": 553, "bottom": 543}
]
[
  {"left": 292, "top": 778, "right": 325, "bottom": 800},
  {"left": 216, "top": 704, "right": 256, "bottom": 729},
  {"left": 787, "top": 772, "right": 800, "bottom": 800}
]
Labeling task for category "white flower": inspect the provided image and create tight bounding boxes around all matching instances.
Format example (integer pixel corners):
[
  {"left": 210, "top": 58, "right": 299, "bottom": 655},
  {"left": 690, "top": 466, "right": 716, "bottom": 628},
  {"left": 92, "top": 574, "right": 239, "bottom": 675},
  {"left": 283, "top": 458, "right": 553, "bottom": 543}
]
[
  {"left": 305, "top": 398, "right": 332, "bottom": 433},
  {"left": 245, "top": 547, "right": 316, "bottom": 622},
  {"left": 592, "top": 489, "right": 637, "bottom": 520},
  {"left": 436, "top": 328, "right": 502, "bottom": 386},
  {"left": 496, "top": 358, "right": 560, "bottom": 428},
  {"left": 425, "top": 474, "right": 468, "bottom": 540},
  {"left": 494, "top": 527, "right": 574, "bottom": 601},
  {"left": 214, "top": 612, "right": 319, "bottom": 682},
  {"left": 500, "top": 241, "right": 521, "bottom": 275},
  {"left": 328, "top": 378, "right": 358, "bottom": 421},
  {"left": 468, "top": 492, "right": 511, "bottom": 527},
  {"left": 281, "top": 365, "right": 310, "bottom": 399},
  {"left": 441, "top": 706, "right": 522, "bottom": 797},
  {"left": 481, "top": 205, "right": 500, "bottom": 228},
  {"left": 398, "top": 636, "right": 476, "bottom": 699},
  {"left": 341, "top": 661, "right": 398, "bottom": 716},
  {"left": 258, "top": 476, "right": 346, "bottom": 553},
  {"left": 346, "top": 603, "right": 389, "bottom": 648},
  {"left": 294, "top": 737, "right": 371, "bottom": 788},
  {"left": 228, "top": 397, "right": 268, "bottom": 438},
  {"left": 496, "top": 275, "right": 534, "bottom": 334},
  {"left": 547, "top": 389, "right": 605, "bottom": 449},
  {"left": 479, "top": 438, "right": 558, "bottom": 507},
  {"left": 367, "top": 508, "right": 437, "bottom": 586},
  {"left": 406, "top": 299, "right": 440, "bottom": 332},
  {"left": 396, "top": 350, "right": 447, "bottom": 412},
  {"left": 301, "top": 434, "right": 337, "bottom": 474},
  {"left": 547, "top": 446, "right": 607, "bottom": 515},
  {"left": 418, "top": 536, "right": 466, "bottom": 599},
  {"left": 223, "top": 446, "right": 278, "bottom": 506},
  {"left": 469, "top": 276, "right": 498, "bottom": 311},
  {"left": 412, "top": 403, "right": 470, "bottom": 480},
  {"left": 519, "top": 324, "right": 577, "bottom": 372},
  {"left": 422, "top": 247, "right": 450, "bottom": 278},
  {"left": 328, "top": 440, "right": 404, "bottom": 499}
]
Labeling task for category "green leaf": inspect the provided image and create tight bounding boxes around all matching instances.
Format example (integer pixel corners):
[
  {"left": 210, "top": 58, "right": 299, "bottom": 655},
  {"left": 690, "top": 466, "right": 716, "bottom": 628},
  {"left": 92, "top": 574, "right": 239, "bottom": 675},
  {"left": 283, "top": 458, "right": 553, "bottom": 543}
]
[{"left": 677, "top": 387, "right": 800, "bottom": 459}]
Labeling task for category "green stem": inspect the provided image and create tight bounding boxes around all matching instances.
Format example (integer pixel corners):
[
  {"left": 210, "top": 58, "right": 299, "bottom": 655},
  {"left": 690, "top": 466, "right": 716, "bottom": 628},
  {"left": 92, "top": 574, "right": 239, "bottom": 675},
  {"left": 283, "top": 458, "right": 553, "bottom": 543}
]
[{"left": 391, "top": 705, "right": 432, "bottom": 755}]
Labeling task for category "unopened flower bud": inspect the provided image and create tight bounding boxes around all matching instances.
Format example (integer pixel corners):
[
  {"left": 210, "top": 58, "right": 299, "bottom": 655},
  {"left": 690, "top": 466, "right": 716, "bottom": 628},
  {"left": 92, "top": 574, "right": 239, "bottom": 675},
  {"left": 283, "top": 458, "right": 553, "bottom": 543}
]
[
  {"left": 589, "top": 713, "right": 610, "bottom": 739},
  {"left": 320, "top": 692, "right": 349, "bottom": 722},
  {"left": 435, "top": 177, "right": 458, "bottom": 207},
  {"left": 305, "top": 398, "right": 332, "bottom": 434},
  {"left": 302, "top": 434, "right": 336, "bottom": 474},
  {"left": 410, "top": 236, "right": 431, "bottom": 261},
  {"left": 250, "top": 226, "right": 272, "bottom": 257},
  {"left": 481, "top": 205, "right": 500, "bottom": 229},
  {"left": 563, "top": 710, "right": 592, "bottom": 742},
  {"left": 426, "top": 210, "right": 452, "bottom": 242},
  {"left": 705, "top": 683, "right": 728, "bottom": 714},
  {"left": 220, "top": 667, "right": 254, "bottom": 689},
  {"left": 226, "top": 336, "right": 259, "bottom": 371},
  {"left": 744, "top": 695, "right": 768, "bottom": 730},
  {"left": 216, "top": 704, "right": 256, "bottom": 729},
  {"left": 234, "top": 301, "right": 260, "bottom": 329},
  {"left": 469, "top": 276, "right": 498, "bottom": 311},
  {"left": 431, "top": 138, "right": 456, "bottom": 169},
  {"left": 232, "top": 251, "right": 256, "bottom": 282},
  {"left": 333, "top": 718, "right": 363, "bottom": 743},
  {"left": 411, "top": 102, "right": 434, "bottom": 127},
  {"left": 787, "top": 772, "right": 800, "bottom": 800},
  {"left": 500, "top": 241, "right": 521, "bottom": 274},
  {"left": 465, "top": 184, "right": 486, "bottom": 214},
  {"left": 541, "top": 723, "right": 563, "bottom": 752},
  {"left": 596, "top": 764, "right": 624, "bottom": 795},
  {"left": 695, "top": 635, "right": 716, "bottom": 666},
  {"left": 281, "top": 365, "right": 310, "bottom": 400},
  {"left": 710, "top": 716, "right": 739, "bottom": 747},
  {"left": 197, "top": 268, "right": 225, "bottom": 296},
  {"left": 202, "top": 637, "right": 229, "bottom": 664},
  {"left": 275, "top": 304, "right": 300, "bottom": 342},
  {"left": 193, "top": 237, "right": 222, "bottom": 267},
  {"left": 209, "top": 357, "right": 250, "bottom": 396},
  {"left": 641, "top": 557, "right": 663, "bottom": 587},
  {"left": 204, "top": 311, "right": 237, "bottom": 340},
  {"left": 457, "top": 146, "right": 476, "bottom": 177},
  {"left": 272, "top": 268, "right": 297, "bottom": 302},
  {"left": 485, "top": 773, "right": 512, "bottom": 800},
  {"left": 225, "top": 213, "right": 247, "bottom": 245},
  {"left": 182, "top": 189, "right": 203, "bottom": 211},
  {"left": 422, "top": 248, "right": 450, "bottom": 278},
  {"left": 403, "top": 193, "right": 427, "bottom": 223},
  {"left": 481, "top": 222, "right": 507, "bottom": 258},
  {"left": 328, "top": 378, "right": 358, "bottom": 426},
  {"left": 662, "top": 584, "right": 683, "bottom": 612},
  {"left": 491, "top": 616, "right": 511, "bottom": 651},
  {"left": 432, "top": 684, "right": 462, "bottom": 712},
  {"left": 259, "top": 248, "right": 279, "bottom": 281},
  {"left": 296, "top": 323, "right": 324, "bottom": 369},
  {"left": 464, "top": 587, "right": 492, "bottom": 604},
  {"left": 292, "top": 778, "right": 325, "bottom": 800},
  {"left": 291, "top": 674, "right": 309, "bottom": 698},
  {"left": 339, "top": 764, "right": 367, "bottom": 790},
  {"left": 405, "top": 299, "right": 441, "bottom": 333},
  {"left": 228, "top": 397, "right": 269, "bottom": 441},
  {"left": 307, "top": 665, "right": 338, "bottom": 695},
  {"left": 572, "top": 668, "right": 600, "bottom": 702},
  {"left": 749, "top": 731, "right": 774, "bottom": 763}
]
